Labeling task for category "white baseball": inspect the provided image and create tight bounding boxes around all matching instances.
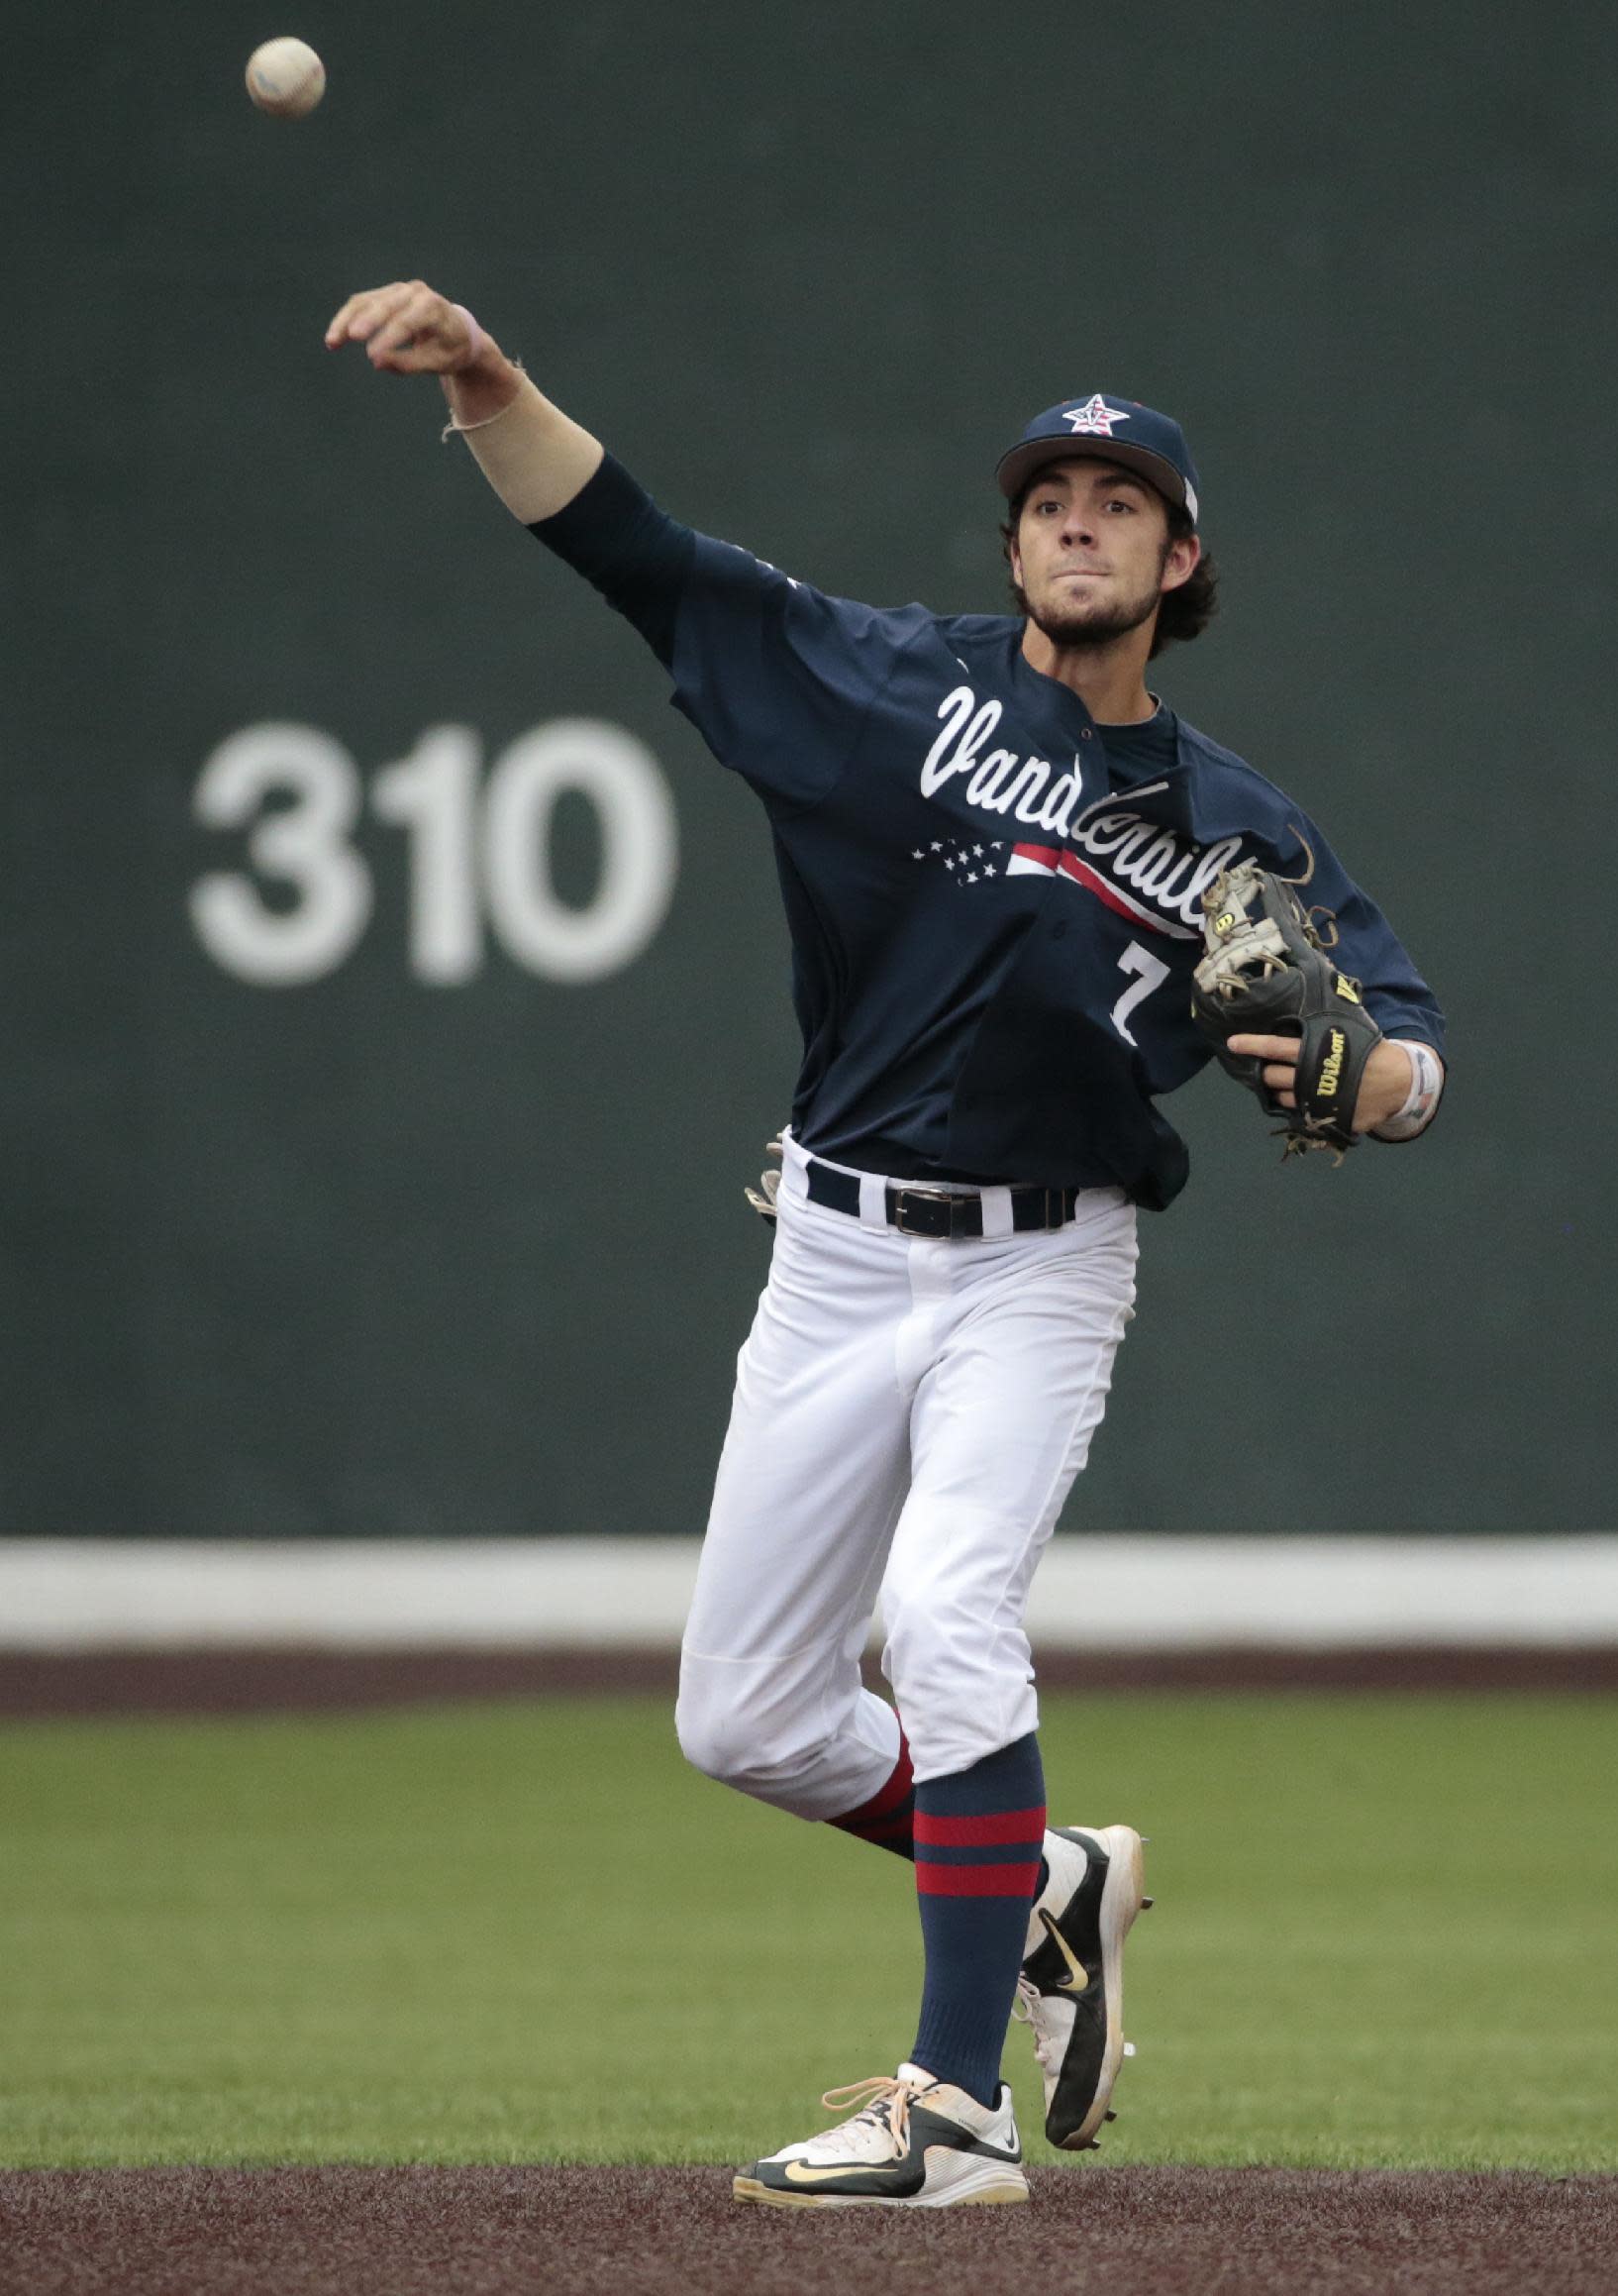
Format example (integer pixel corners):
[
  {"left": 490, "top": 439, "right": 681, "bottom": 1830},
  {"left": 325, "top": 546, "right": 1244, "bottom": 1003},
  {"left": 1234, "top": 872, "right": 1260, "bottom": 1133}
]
[{"left": 246, "top": 37, "right": 326, "bottom": 119}]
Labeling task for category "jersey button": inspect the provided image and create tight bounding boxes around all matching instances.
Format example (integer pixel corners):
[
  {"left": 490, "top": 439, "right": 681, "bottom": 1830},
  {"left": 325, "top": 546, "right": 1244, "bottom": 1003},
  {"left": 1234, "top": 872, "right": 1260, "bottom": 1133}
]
[{"left": 1080, "top": 729, "right": 1093, "bottom": 740}]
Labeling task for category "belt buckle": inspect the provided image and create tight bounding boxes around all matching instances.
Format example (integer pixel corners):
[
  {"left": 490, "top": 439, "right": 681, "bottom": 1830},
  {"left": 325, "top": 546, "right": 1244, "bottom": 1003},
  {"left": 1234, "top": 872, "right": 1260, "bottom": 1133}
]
[{"left": 892, "top": 1185, "right": 962, "bottom": 1237}]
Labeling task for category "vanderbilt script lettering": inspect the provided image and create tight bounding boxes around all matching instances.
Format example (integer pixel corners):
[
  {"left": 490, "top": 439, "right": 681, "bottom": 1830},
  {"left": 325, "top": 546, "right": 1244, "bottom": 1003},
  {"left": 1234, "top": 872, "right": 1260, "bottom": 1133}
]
[{"left": 919, "top": 683, "right": 1241, "bottom": 932}]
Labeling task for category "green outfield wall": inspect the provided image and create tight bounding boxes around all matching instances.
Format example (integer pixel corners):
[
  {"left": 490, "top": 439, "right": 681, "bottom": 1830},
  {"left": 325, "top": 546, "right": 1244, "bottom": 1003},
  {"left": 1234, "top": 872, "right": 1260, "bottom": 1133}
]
[{"left": 7, "top": 0, "right": 1613, "bottom": 1538}]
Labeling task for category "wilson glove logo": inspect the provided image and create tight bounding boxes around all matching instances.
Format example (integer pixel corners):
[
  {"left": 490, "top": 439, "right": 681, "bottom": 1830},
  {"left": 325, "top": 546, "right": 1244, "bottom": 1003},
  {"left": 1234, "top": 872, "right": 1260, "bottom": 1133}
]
[{"left": 1317, "top": 1029, "right": 1348, "bottom": 1100}]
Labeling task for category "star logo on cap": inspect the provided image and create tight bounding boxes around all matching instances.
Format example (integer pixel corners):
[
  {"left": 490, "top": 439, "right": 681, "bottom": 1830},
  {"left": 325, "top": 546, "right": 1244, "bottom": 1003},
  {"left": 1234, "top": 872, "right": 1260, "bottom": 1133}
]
[{"left": 1062, "top": 395, "right": 1130, "bottom": 437}]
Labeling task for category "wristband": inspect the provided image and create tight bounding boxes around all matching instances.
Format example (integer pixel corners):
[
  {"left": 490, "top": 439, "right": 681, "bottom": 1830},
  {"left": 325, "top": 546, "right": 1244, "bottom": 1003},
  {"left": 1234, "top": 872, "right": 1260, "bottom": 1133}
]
[{"left": 1370, "top": 1041, "right": 1444, "bottom": 1141}]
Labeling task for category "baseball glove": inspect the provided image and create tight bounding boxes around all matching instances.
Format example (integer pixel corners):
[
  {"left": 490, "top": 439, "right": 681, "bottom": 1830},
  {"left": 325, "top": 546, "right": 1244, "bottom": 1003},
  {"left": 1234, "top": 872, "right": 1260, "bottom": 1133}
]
[
  {"left": 744, "top": 1134, "right": 784, "bottom": 1222},
  {"left": 1190, "top": 854, "right": 1382, "bottom": 1159}
]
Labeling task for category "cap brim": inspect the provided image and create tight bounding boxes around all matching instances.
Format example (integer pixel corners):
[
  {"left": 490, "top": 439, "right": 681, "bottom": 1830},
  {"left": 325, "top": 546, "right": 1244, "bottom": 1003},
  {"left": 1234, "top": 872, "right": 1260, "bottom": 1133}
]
[{"left": 995, "top": 437, "right": 1191, "bottom": 519}]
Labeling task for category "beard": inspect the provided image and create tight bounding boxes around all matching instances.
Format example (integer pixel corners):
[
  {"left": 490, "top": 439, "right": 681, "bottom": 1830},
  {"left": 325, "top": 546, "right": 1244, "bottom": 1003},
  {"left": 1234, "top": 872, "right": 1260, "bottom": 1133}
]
[{"left": 1016, "top": 568, "right": 1164, "bottom": 652}]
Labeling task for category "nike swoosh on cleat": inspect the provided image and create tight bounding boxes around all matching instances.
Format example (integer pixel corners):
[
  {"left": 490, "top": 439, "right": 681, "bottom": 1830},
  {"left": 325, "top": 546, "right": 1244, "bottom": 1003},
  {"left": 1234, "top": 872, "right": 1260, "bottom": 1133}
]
[
  {"left": 1039, "top": 1908, "right": 1090, "bottom": 1991},
  {"left": 782, "top": 2158, "right": 887, "bottom": 2185}
]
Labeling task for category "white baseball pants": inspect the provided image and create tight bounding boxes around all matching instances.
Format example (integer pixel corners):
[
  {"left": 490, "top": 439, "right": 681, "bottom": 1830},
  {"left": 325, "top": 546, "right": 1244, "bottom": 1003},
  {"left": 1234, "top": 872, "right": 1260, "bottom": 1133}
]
[{"left": 676, "top": 1132, "right": 1138, "bottom": 1810}]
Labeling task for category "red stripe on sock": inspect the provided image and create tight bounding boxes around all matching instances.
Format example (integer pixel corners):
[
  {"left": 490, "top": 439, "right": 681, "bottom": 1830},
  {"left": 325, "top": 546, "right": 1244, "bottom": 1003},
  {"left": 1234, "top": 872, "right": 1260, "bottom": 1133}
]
[
  {"left": 913, "top": 1805, "right": 1046, "bottom": 1848},
  {"left": 829, "top": 1736, "right": 913, "bottom": 1832},
  {"left": 915, "top": 1858, "right": 1044, "bottom": 1897}
]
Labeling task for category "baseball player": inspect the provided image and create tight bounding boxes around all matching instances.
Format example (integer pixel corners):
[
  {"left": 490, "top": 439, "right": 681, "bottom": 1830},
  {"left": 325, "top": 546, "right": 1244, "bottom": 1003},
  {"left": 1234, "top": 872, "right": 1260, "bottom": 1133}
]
[{"left": 327, "top": 283, "right": 1447, "bottom": 2209}]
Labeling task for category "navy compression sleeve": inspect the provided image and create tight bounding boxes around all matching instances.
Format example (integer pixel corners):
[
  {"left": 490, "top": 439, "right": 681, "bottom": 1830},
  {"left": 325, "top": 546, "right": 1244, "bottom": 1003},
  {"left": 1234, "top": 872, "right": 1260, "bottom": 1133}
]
[{"left": 527, "top": 454, "right": 695, "bottom": 667}]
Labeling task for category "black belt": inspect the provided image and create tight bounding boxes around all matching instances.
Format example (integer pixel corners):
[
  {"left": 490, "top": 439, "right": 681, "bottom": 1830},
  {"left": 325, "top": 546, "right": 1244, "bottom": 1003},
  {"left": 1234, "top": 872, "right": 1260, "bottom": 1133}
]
[{"left": 803, "top": 1156, "right": 1080, "bottom": 1239}]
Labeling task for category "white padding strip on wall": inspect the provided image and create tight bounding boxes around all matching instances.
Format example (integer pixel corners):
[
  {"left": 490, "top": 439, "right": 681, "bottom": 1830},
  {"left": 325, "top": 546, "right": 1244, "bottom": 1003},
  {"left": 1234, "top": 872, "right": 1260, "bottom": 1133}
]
[{"left": 2, "top": 1537, "right": 1617, "bottom": 1650}]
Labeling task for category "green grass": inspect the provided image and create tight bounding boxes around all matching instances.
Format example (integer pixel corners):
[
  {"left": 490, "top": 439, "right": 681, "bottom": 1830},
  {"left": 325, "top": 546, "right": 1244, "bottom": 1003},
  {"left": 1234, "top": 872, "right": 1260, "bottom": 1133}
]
[{"left": 0, "top": 1693, "right": 1613, "bottom": 2171}]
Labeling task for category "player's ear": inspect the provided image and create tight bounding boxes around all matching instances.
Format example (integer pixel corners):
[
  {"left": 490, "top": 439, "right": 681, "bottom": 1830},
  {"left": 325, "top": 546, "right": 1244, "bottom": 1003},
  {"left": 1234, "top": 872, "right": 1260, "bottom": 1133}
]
[{"left": 1160, "top": 533, "right": 1200, "bottom": 597}]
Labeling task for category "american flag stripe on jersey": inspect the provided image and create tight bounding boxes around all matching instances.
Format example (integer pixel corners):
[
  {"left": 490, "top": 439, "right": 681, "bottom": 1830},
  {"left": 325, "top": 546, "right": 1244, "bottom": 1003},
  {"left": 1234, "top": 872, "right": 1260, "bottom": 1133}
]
[{"left": 1008, "top": 843, "right": 1198, "bottom": 941}]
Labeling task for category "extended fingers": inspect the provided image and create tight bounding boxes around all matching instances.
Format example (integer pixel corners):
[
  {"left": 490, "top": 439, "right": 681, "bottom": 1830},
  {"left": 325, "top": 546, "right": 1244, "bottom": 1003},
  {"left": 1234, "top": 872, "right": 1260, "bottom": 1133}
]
[
  {"left": 1226, "top": 1033, "right": 1301, "bottom": 1062},
  {"left": 325, "top": 280, "right": 451, "bottom": 367},
  {"left": 369, "top": 285, "right": 447, "bottom": 367},
  {"left": 325, "top": 281, "right": 417, "bottom": 348},
  {"left": 323, "top": 290, "right": 370, "bottom": 346},
  {"left": 1223, "top": 1031, "right": 1299, "bottom": 1106}
]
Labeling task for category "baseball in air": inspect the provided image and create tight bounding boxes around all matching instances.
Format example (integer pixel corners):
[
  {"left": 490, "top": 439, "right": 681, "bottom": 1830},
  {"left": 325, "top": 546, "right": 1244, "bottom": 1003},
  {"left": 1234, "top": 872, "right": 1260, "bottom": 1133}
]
[{"left": 246, "top": 38, "right": 326, "bottom": 118}]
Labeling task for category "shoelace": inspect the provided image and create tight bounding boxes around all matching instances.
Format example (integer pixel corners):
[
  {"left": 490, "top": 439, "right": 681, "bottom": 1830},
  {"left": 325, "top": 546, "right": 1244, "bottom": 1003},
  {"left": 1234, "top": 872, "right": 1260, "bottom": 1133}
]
[
  {"left": 1012, "top": 1978, "right": 1059, "bottom": 2077},
  {"left": 816, "top": 2073, "right": 924, "bottom": 2151}
]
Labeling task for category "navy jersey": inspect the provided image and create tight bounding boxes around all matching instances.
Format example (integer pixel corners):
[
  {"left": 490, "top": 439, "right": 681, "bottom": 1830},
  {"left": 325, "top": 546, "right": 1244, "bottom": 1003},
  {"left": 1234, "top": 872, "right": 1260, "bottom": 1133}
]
[{"left": 533, "top": 457, "right": 1445, "bottom": 1209}]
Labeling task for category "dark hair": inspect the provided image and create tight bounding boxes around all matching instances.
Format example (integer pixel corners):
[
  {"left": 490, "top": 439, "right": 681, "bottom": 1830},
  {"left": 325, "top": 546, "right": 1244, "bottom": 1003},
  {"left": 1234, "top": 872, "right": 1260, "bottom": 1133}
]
[{"left": 1000, "top": 484, "right": 1219, "bottom": 659}]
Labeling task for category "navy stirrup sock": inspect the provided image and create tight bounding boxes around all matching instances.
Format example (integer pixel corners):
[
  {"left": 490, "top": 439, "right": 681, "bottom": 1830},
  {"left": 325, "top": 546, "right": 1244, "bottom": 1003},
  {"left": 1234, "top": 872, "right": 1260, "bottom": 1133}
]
[
  {"left": 909, "top": 1733, "right": 1047, "bottom": 2109},
  {"left": 827, "top": 1733, "right": 1051, "bottom": 1899}
]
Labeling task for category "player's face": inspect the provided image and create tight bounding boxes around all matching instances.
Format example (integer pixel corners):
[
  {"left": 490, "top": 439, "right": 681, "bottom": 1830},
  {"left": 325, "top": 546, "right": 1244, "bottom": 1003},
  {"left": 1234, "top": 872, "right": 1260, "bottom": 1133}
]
[{"left": 1010, "top": 461, "right": 1198, "bottom": 649}]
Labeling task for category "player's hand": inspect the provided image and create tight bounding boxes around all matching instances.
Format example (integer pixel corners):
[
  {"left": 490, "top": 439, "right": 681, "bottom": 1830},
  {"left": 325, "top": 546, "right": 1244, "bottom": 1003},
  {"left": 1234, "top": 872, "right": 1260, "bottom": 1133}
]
[
  {"left": 1226, "top": 1034, "right": 1417, "bottom": 1132},
  {"left": 324, "top": 281, "right": 481, "bottom": 373}
]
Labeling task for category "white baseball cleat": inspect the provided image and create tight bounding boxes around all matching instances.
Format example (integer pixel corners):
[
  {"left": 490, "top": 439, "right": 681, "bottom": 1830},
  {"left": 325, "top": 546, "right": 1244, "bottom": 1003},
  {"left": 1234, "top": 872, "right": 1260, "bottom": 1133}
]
[
  {"left": 732, "top": 2062, "right": 1029, "bottom": 2208},
  {"left": 1014, "top": 1824, "right": 1149, "bottom": 2149}
]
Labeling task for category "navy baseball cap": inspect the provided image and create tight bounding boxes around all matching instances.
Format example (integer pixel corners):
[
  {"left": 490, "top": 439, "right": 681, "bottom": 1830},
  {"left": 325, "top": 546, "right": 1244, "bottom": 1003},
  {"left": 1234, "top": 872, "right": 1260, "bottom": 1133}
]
[{"left": 996, "top": 395, "right": 1200, "bottom": 527}]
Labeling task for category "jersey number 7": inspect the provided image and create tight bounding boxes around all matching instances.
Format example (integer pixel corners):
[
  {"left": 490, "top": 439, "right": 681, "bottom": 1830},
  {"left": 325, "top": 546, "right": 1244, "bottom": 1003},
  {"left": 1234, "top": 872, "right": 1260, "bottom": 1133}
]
[{"left": 1110, "top": 942, "right": 1171, "bottom": 1048}]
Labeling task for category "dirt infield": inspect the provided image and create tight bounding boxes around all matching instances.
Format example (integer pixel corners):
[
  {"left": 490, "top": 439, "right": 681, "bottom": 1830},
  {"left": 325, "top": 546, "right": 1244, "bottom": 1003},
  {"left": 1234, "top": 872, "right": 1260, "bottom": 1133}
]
[
  {"left": 1, "top": 2165, "right": 1612, "bottom": 2296},
  {"left": 5, "top": 1643, "right": 1617, "bottom": 1718}
]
